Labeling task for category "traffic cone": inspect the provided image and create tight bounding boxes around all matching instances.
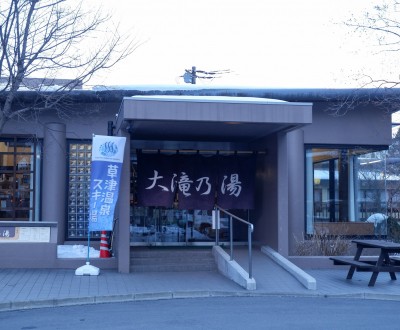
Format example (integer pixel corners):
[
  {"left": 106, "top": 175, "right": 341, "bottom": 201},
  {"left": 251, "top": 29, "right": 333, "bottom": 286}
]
[{"left": 99, "top": 231, "right": 111, "bottom": 258}]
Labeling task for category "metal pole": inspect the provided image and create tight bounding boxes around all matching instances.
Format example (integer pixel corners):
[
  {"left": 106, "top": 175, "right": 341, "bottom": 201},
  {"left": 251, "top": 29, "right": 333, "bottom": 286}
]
[
  {"left": 191, "top": 66, "right": 196, "bottom": 84},
  {"left": 105, "top": 120, "right": 114, "bottom": 251},
  {"left": 230, "top": 215, "right": 233, "bottom": 261},
  {"left": 107, "top": 121, "right": 114, "bottom": 136},
  {"left": 215, "top": 209, "right": 220, "bottom": 246},
  {"left": 248, "top": 224, "right": 252, "bottom": 279}
]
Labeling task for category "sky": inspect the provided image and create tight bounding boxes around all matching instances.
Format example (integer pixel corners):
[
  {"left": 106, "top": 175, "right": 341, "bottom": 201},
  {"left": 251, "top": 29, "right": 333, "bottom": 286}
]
[{"left": 79, "top": 0, "right": 395, "bottom": 89}]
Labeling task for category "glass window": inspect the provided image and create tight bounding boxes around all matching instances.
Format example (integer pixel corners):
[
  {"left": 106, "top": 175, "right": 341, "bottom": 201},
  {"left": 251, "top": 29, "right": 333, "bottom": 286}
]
[
  {"left": 306, "top": 146, "right": 388, "bottom": 236},
  {"left": 66, "top": 141, "right": 99, "bottom": 240},
  {"left": 0, "top": 137, "right": 40, "bottom": 221}
]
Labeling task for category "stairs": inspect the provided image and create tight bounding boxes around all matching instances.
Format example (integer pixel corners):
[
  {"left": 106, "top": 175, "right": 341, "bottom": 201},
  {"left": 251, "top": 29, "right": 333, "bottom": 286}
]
[{"left": 130, "top": 247, "right": 217, "bottom": 272}]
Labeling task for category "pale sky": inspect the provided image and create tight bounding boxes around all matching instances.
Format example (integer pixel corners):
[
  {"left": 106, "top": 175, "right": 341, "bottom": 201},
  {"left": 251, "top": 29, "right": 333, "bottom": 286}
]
[{"left": 80, "top": 0, "right": 395, "bottom": 89}]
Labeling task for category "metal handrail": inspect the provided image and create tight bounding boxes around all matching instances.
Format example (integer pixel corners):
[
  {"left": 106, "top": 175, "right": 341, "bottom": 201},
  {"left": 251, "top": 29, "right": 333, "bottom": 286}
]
[{"left": 214, "top": 204, "right": 254, "bottom": 279}]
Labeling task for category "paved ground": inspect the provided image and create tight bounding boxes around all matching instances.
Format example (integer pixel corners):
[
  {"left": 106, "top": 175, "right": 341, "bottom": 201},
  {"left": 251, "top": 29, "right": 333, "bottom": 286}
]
[{"left": 1, "top": 248, "right": 400, "bottom": 311}]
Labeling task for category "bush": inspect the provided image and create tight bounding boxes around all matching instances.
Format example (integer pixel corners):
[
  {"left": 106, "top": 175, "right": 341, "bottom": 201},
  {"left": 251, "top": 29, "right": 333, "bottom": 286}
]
[
  {"left": 294, "top": 233, "right": 351, "bottom": 256},
  {"left": 387, "top": 217, "right": 400, "bottom": 243}
]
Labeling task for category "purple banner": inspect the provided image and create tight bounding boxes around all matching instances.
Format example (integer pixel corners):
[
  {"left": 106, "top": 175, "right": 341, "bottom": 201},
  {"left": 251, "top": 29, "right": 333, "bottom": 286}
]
[
  {"left": 136, "top": 153, "right": 256, "bottom": 210},
  {"left": 136, "top": 153, "right": 177, "bottom": 207},
  {"left": 217, "top": 155, "right": 256, "bottom": 209},
  {"left": 176, "top": 155, "right": 217, "bottom": 210}
]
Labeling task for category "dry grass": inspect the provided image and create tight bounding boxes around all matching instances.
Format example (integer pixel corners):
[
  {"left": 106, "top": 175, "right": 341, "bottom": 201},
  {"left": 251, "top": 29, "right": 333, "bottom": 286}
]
[
  {"left": 294, "top": 233, "right": 352, "bottom": 256},
  {"left": 388, "top": 217, "right": 400, "bottom": 243}
]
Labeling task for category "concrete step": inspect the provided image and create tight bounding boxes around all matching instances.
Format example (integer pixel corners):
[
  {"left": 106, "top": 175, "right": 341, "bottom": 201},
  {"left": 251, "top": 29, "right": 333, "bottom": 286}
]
[{"left": 130, "top": 247, "right": 216, "bottom": 272}]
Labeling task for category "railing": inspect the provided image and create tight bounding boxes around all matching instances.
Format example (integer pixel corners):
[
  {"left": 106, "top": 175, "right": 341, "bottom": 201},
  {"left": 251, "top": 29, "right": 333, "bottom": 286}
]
[
  {"left": 214, "top": 205, "right": 254, "bottom": 279},
  {"left": 314, "top": 201, "right": 400, "bottom": 221}
]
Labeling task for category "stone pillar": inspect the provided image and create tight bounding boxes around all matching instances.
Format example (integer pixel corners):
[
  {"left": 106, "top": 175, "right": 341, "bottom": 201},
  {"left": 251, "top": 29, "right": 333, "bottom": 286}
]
[
  {"left": 287, "top": 129, "right": 305, "bottom": 255},
  {"left": 277, "top": 131, "right": 289, "bottom": 257},
  {"left": 42, "top": 122, "right": 67, "bottom": 244},
  {"left": 117, "top": 129, "right": 131, "bottom": 273}
]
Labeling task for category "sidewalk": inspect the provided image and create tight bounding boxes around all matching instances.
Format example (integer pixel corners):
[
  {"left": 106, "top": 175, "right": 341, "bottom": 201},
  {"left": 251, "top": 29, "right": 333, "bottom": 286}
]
[{"left": 1, "top": 249, "right": 400, "bottom": 311}]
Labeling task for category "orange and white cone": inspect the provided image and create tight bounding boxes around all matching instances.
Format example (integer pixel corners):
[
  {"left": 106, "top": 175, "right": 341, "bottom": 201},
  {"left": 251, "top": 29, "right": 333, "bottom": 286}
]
[{"left": 99, "top": 231, "right": 111, "bottom": 258}]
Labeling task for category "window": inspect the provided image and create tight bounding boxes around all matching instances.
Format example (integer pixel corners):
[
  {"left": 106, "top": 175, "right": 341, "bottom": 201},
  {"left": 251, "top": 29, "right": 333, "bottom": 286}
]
[
  {"left": 306, "top": 146, "right": 387, "bottom": 236},
  {"left": 66, "top": 141, "right": 101, "bottom": 240},
  {"left": 0, "top": 137, "right": 40, "bottom": 221}
]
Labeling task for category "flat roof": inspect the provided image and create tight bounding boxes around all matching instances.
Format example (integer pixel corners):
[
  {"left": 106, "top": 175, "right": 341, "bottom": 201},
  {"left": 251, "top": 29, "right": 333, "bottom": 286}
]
[
  {"left": 126, "top": 95, "right": 300, "bottom": 105},
  {"left": 117, "top": 94, "right": 313, "bottom": 145}
]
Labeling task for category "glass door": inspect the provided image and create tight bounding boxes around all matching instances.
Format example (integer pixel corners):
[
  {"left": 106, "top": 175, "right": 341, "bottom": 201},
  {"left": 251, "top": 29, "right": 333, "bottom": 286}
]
[{"left": 130, "top": 207, "right": 228, "bottom": 245}]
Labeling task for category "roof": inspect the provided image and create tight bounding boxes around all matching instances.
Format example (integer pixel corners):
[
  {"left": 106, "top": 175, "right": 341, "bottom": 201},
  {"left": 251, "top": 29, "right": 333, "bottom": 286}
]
[
  {"left": 2, "top": 87, "right": 400, "bottom": 108},
  {"left": 119, "top": 94, "right": 312, "bottom": 144},
  {"left": 126, "top": 95, "right": 295, "bottom": 105}
]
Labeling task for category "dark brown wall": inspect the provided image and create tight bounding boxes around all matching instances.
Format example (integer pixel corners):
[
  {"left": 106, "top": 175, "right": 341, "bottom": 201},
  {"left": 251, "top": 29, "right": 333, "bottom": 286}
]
[{"left": 303, "top": 102, "right": 392, "bottom": 146}]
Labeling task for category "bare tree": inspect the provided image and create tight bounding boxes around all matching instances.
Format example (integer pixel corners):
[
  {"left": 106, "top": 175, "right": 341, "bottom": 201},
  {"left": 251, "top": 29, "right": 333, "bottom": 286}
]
[
  {"left": 320, "top": 1, "right": 400, "bottom": 116},
  {"left": 346, "top": 1, "right": 400, "bottom": 88},
  {"left": 0, "top": 0, "right": 138, "bottom": 132}
]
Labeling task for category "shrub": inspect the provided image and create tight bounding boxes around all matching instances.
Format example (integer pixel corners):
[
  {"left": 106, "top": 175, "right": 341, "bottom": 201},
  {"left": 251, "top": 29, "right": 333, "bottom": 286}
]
[
  {"left": 387, "top": 217, "right": 400, "bottom": 243},
  {"left": 294, "top": 233, "right": 351, "bottom": 256}
]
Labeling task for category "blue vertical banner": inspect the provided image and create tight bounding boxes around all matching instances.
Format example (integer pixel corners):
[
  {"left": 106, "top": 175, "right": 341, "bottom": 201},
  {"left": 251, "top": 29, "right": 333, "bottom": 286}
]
[{"left": 88, "top": 135, "right": 126, "bottom": 232}]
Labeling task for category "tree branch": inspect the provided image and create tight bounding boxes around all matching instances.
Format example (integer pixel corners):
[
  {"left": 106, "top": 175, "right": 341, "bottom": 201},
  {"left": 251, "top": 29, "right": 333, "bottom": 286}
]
[{"left": 0, "top": 0, "right": 140, "bottom": 132}]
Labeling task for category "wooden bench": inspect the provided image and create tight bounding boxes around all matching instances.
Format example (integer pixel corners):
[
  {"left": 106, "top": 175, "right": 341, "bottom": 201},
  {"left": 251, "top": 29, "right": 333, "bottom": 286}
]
[
  {"left": 315, "top": 222, "right": 374, "bottom": 236},
  {"left": 390, "top": 255, "right": 400, "bottom": 264},
  {"left": 331, "top": 240, "right": 400, "bottom": 286},
  {"left": 330, "top": 257, "right": 374, "bottom": 269}
]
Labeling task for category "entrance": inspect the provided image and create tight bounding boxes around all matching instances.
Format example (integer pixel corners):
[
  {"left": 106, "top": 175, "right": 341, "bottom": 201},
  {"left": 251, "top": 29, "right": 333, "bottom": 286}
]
[
  {"left": 130, "top": 207, "right": 229, "bottom": 245},
  {"left": 121, "top": 95, "right": 311, "bottom": 247},
  {"left": 128, "top": 148, "right": 254, "bottom": 246}
]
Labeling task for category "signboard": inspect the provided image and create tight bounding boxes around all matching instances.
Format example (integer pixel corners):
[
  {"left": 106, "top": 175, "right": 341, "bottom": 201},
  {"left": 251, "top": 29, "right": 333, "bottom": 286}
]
[
  {"left": 88, "top": 135, "right": 126, "bottom": 231},
  {"left": 137, "top": 153, "right": 256, "bottom": 210},
  {"left": 0, "top": 227, "right": 50, "bottom": 243}
]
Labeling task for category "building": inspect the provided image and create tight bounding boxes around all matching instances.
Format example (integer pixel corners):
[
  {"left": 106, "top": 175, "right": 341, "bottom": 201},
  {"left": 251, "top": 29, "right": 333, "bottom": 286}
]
[{"left": 0, "top": 87, "right": 396, "bottom": 271}]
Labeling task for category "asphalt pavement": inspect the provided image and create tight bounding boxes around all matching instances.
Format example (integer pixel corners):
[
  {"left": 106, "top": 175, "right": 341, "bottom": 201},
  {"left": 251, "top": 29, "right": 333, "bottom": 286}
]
[{"left": 1, "top": 248, "right": 400, "bottom": 312}]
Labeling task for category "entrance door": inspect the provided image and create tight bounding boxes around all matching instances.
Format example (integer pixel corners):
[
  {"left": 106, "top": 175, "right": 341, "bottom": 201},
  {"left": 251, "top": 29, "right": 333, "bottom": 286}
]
[
  {"left": 129, "top": 149, "right": 254, "bottom": 246},
  {"left": 130, "top": 207, "right": 229, "bottom": 245}
]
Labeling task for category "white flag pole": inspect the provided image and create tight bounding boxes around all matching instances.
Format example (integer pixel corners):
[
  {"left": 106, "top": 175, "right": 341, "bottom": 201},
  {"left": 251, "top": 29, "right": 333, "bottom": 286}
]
[
  {"left": 75, "top": 230, "right": 100, "bottom": 275},
  {"left": 75, "top": 135, "right": 100, "bottom": 276}
]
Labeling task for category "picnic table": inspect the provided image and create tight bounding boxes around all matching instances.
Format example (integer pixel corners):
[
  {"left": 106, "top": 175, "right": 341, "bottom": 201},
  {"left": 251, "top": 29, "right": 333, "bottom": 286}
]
[{"left": 330, "top": 239, "right": 400, "bottom": 287}]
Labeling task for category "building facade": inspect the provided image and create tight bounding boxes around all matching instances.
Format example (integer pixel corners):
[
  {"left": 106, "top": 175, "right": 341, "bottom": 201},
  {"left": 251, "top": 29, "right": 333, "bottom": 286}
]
[{"left": 0, "top": 87, "right": 395, "bottom": 271}]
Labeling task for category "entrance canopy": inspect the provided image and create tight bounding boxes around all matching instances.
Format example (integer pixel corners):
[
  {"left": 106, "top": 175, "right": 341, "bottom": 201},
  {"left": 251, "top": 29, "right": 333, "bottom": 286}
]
[{"left": 116, "top": 95, "right": 312, "bottom": 149}]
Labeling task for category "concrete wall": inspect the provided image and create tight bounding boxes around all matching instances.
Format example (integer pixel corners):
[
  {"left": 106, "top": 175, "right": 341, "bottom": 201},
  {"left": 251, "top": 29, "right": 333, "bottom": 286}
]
[
  {"left": 42, "top": 123, "right": 67, "bottom": 244},
  {"left": 303, "top": 102, "right": 392, "bottom": 146},
  {"left": 116, "top": 129, "right": 131, "bottom": 273},
  {"left": 285, "top": 102, "right": 392, "bottom": 257},
  {"left": 287, "top": 129, "right": 305, "bottom": 255},
  {"left": 0, "top": 103, "right": 119, "bottom": 269},
  {"left": 0, "top": 95, "right": 394, "bottom": 268},
  {"left": 254, "top": 136, "right": 278, "bottom": 248},
  {"left": 254, "top": 132, "right": 292, "bottom": 257},
  {"left": 255, "top": 102, "right": 392, "bottom": 257},
  {"left": 1, "top": 102, "right": 120, "bottom": 139}
]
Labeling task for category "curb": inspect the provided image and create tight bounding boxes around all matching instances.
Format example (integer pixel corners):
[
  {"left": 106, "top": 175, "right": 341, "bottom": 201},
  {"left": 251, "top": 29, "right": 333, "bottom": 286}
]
[{"left": 1, "top": 290, "right": 399, "bottom": 312}]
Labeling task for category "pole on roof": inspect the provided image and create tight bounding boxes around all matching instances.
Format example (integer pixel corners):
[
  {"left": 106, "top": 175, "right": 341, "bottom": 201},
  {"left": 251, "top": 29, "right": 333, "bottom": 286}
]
[
  {"left": 191, "top": 66, "right": 196, "bottom": 84},
  {"left": 108, "top": 121, "right": 115, "bottom": 136}
]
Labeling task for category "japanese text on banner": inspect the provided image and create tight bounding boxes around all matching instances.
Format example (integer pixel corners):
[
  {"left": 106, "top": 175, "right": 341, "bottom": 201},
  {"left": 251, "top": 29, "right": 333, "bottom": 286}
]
[{"left": 88, "top": 135, "right": 126, "bottom": 231}]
